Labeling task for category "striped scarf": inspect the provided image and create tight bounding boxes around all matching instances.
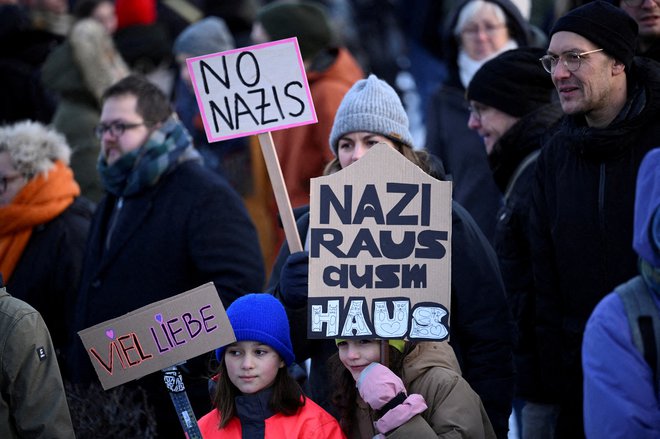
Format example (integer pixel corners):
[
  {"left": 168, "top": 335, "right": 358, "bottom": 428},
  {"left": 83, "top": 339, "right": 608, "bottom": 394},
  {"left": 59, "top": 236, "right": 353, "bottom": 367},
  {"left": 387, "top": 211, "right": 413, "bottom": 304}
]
[{"left": 98, "top": 116, "right": 201, "bottom": 197}]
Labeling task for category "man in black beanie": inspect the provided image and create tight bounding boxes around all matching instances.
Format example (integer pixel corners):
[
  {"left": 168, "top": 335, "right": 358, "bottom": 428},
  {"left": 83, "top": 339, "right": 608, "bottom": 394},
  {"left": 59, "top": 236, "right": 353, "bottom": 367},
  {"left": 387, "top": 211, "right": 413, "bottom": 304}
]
[
  {"left": 531, "top": 1, "right": 660, "bottom": 437},
  {"left": 466, "top": 48, "right": 563, "bottom": 438}
]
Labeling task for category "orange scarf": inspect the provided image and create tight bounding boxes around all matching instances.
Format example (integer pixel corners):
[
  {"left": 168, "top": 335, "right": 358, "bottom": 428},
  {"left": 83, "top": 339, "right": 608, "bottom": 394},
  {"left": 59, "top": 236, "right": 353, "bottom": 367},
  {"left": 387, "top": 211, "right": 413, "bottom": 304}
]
[{"left": 0, "top": 160, "right": 80, "bottom": 282}]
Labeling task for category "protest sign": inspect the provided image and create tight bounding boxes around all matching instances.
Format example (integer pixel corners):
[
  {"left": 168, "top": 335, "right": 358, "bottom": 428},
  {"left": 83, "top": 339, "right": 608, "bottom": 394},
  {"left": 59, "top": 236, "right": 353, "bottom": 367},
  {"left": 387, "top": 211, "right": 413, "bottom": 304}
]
[
  {"left": 78, "top": 283, "right": 234, "bottom": 390},
  {"left": 187, "top": 37, "right": 317, "bottom": 142},
  {"left": 186, "top": 37, "right": 312, "bottom": 253},
  {"left": 308, "top": 143, "right": 452, "bottom": 340}
]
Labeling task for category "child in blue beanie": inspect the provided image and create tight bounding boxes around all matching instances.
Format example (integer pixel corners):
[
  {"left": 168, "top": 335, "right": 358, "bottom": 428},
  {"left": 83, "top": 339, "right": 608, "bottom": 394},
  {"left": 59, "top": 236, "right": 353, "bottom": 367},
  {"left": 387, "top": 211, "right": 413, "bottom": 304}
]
[{"left": 197, "top": 293, "right": 344, "bottom": 438}]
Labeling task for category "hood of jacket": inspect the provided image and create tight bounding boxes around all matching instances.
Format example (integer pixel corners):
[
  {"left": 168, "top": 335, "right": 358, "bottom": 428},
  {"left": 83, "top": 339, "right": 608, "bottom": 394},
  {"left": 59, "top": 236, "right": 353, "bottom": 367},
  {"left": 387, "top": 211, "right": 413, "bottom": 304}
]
[
  {"left": 634, "top": 148, "right": 660, "bottom": 268},
  {"left": 443, "top": 0, "right": 532, "bottom": 89},
  {"left": 400, "top": 342, "right": 462, "bottom": 385},
  {"left": 306, "top": 47, "right": 364, "bottom": 87},
  {"left": 551, "top": 57, "right": 660, "bottom": 162}
]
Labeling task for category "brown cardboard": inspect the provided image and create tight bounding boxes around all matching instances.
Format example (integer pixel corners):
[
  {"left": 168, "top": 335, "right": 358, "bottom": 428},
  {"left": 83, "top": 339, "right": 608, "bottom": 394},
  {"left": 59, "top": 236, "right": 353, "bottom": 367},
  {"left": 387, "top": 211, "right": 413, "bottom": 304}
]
[
  {"left": 78, "top": 283, "right": 235, "bottom": 390},
  {"left": 308, "top": 143, "right": 452, "bottom": 340}
]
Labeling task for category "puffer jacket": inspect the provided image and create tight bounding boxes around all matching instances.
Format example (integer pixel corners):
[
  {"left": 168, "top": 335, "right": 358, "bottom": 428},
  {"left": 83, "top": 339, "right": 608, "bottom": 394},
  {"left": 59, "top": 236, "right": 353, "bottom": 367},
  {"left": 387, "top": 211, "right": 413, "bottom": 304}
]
[
  {"left": 531, "top": 57, "right": 660, "bottom": 406},
  {"left": 351, "top": 342, "right": 496, "bottom": 438}
]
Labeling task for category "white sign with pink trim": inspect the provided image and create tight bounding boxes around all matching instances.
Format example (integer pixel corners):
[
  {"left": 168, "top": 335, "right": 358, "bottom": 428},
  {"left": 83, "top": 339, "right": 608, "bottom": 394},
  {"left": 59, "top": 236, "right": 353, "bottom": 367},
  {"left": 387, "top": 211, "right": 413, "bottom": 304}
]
[{"left": 186, "top": 37, "right": 318, "bottom": 143}]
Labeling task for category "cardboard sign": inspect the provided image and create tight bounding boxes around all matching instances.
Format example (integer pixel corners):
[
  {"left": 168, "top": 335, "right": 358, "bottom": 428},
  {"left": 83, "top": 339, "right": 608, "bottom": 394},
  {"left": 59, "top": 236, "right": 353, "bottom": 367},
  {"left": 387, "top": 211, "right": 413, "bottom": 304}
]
[
  {"left": 78, "top": 283, "right": 235, "bottom": 390},
  {"left": 187, "top": 37, "right": 317, "bottom": 142},
  {"left": 308, "top": 144, "right": 452, "bottom": 340}
]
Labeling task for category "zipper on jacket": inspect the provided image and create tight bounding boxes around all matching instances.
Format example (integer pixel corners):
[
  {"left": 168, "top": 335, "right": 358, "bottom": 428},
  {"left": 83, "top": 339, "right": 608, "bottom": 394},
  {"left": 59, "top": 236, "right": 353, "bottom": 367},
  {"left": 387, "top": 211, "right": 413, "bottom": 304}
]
[{"left": 105, "top": 197, "right": 124, "bottom": 251}]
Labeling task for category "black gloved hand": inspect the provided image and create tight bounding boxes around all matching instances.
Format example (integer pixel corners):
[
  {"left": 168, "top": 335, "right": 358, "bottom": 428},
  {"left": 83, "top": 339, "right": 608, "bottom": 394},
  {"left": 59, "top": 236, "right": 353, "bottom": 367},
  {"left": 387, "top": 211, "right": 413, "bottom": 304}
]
[{"left": 279, "top": 250, "right": 309, "bottom": 308}]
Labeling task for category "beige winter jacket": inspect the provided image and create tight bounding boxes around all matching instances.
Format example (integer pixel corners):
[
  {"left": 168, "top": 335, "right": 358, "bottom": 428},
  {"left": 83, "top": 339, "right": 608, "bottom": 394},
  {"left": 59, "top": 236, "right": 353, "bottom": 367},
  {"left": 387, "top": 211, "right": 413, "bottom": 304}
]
[{"left": 352, "top": 342, "right": 496, "bottom": 438}]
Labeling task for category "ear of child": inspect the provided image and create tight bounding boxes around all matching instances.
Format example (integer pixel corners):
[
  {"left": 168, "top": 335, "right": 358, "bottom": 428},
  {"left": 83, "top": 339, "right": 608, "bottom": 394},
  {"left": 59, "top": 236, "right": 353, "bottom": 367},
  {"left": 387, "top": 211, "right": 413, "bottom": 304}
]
[{"left": 356, "top": 362, "right": 427, "bottom": 435}]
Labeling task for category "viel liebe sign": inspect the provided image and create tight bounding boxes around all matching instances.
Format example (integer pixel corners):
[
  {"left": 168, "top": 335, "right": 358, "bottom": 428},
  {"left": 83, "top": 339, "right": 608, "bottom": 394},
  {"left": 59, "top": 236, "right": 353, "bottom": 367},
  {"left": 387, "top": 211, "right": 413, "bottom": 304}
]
[
  {"left": 308, "top": 144, "right": 453, "bottom": 341},
  {"left": 186, "top": 37, "right": 317, "bottom": 143},
  {"left": 78, "top": 283, "right": 234, "bottom": 390}
]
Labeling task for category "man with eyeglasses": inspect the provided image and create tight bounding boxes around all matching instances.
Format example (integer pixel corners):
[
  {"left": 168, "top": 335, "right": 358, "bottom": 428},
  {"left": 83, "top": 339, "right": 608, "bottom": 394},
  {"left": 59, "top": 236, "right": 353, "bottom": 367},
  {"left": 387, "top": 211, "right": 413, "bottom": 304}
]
[
  {"left": 68, "top": 75, "right": 265, "bottom": 437},
  {"left": 530, "top": 1, "right": 660, "bottom": 437},
  {"left": 616, "top": 0, "right": 660, "bottom": 61}
]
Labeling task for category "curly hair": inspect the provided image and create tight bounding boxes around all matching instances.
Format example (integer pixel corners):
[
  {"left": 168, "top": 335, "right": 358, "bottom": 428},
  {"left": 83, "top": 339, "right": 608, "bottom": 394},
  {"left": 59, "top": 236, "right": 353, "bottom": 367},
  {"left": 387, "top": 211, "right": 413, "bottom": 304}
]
[{"left": 0, "top": 120, "right": 71, "bottom": 179}]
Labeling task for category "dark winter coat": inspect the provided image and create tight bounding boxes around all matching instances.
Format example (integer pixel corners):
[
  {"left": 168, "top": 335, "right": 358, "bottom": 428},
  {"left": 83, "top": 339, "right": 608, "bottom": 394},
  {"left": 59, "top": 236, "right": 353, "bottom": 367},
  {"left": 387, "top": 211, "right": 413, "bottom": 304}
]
[
  {"left": 530, "top": 57, "right": 660, "bottom": 431},
  {"left": 269, "top": 202, "right": 515, "bottom": 438},
  {"left": 7, "top": 196, "right": 94, "bottom": 368},
  {"left": 425, "top": 0, "right": 533, "bottom": 243},
  {"left": 489, "top": 103, "right": 563, "bottom": 401},
  {"left": 70, "top": 160, "right": 265, "bottom": 435}
]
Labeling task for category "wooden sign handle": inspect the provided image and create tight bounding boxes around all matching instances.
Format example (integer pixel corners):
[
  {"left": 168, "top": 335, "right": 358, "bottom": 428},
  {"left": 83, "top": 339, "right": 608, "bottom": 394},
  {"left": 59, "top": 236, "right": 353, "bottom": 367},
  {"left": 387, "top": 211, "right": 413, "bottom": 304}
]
[{"left": 257, "top": 132, "right": 303, "bottom": 253}]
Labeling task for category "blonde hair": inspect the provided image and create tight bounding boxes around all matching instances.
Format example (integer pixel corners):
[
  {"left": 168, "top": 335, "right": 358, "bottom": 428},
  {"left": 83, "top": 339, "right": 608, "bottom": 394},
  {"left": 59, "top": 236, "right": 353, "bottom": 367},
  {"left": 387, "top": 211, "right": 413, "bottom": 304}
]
[{"left": 0, "top": 120, "right": 71, "bottom": 179}]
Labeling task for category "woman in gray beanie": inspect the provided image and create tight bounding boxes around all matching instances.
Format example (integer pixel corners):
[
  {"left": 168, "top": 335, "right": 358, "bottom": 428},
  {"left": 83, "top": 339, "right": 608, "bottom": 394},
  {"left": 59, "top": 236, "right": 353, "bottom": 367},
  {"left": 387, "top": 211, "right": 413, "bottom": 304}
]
[{"left": 268, "top": 74, "right": 516, "bottom": 438}]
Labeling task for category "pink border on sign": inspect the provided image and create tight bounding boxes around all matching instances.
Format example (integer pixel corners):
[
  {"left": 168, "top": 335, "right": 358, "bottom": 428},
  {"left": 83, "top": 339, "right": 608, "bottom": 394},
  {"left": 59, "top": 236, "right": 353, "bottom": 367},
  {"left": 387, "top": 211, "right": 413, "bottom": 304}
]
[{"left": 186, "top": 37, "right": 318, "bottom": 143}]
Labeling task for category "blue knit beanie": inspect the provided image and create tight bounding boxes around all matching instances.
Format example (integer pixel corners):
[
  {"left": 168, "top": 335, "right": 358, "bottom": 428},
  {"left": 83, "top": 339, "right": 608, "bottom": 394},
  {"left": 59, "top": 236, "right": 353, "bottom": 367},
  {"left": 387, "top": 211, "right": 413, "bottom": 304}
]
[
  {"left": 329, "top": 74, "right": 414, "bottom": 156},
  {"left": 215, "top": 293, "right": 295, "bottom": 366}
]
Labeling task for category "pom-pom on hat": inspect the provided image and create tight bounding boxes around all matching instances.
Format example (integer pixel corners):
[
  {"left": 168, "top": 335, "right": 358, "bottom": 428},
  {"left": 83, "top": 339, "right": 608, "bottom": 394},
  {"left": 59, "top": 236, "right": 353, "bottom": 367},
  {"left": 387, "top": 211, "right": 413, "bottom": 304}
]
[
  {"left": 256, "top": 0, "right": 334, "bottom": 61},
  {"left": 550, "top": 0, "right": 637, "bottom": 71},
  {"left": 173, "top": 17, "right": 235, "bottom": 57},
  {"left": 467, "top": 48, "right": 555, "bottom": 118},
  {"left": 215, "top": 294, "right": 295, "bottom": 366},
  {"left": 329, "top": 74, "right": 414, "bottom": 156}
]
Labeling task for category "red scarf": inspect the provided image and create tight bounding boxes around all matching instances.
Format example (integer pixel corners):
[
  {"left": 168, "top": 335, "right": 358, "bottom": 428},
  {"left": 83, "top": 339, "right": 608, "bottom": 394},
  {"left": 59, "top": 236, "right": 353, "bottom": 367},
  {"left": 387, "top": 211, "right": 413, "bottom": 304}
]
[{"left": 0, "top": 161, "right": 79, "bottom": 281}]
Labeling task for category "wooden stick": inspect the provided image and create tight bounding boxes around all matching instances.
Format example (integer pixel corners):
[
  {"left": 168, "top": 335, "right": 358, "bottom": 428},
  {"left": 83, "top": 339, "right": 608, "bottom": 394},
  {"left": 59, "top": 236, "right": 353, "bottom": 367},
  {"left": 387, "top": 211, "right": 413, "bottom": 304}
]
[
  {"left": 257, "top": 132, "right": 303, "bottom": 253},
  {"left": 380, "top": 340, "right": 390, "bottom": 367}
]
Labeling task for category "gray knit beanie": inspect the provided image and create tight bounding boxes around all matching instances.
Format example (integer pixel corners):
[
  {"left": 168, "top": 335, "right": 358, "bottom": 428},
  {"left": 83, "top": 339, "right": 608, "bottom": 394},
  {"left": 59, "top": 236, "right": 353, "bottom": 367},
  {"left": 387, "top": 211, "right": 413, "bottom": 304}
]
[
  {"left": 173, "top": 16, "right": 235, "bottom": 57},
  {"left": 329, "top": 74, "right": 413, "bottom": 156}
]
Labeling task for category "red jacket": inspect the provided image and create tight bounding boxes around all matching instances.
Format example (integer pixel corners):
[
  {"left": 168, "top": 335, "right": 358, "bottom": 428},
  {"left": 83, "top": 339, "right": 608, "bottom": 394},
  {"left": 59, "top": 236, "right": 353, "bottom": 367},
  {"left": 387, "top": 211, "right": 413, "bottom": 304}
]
[{"left": 198, "top": 397, "right": 345, "bottom": 439}]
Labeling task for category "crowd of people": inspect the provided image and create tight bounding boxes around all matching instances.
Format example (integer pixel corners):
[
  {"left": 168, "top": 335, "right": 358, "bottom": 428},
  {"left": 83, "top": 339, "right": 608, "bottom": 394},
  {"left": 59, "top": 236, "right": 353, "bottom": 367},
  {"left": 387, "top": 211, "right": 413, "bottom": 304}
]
[{"left": 0, "top": 0, "right": 659, "bottom": 438}]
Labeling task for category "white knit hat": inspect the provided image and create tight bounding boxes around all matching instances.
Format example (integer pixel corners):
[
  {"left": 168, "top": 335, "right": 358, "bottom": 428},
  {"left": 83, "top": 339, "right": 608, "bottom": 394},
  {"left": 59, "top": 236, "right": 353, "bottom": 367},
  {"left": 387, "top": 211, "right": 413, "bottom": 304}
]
[{"left": 329, "top": 74, "right": 413, "bottom": 156}]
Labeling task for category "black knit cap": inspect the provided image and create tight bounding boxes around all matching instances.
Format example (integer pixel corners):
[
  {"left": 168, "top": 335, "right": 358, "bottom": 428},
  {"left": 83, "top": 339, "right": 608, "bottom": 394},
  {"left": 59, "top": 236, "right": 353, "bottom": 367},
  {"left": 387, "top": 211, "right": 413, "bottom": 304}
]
[
  {"left": 550, "top": 0, "right": 638, "bottom": 71},
  {"left": 467, "top": 48, "right": 555, "bottom": 118},
  {"left": 256, "top": 0, "right": 335, "bottom": 60}
]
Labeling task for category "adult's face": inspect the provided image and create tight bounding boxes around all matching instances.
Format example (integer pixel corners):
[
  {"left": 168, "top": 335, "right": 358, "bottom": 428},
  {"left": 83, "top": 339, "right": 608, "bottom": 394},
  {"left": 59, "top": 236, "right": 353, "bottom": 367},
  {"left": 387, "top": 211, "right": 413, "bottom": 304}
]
[
  {"left": 91, "top": 1, "right": 117, "bottom": 35},
  {"left": 467, "top": 101, "right": 519, "bottom": 155},
  {"left": 0, "top": 151, "right": 27, "bottom": 206},
  {"left": 547, "top": 31, "right": 622, "bottom": 124},
  {"left": 337, "top": 132, "right": 398, "bottom": 169},
  {"left": 99, "top": 94, "right": 152, "bottom": 166},
  {"left": 621, "top": 0, "right": 660, "bottom": 41},
  {"left": 459, "top": 6, "right": 510, "bottom": 61}
]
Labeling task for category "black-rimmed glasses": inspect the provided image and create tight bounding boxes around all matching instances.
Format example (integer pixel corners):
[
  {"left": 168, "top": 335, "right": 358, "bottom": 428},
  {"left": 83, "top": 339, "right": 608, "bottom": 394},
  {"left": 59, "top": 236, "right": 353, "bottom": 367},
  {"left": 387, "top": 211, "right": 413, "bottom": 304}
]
[
  {"left": 539, "top": 48, "right": 604, "bottom": 74},
  {"left": 94, "top": 121, "right": 146, "bottom": 139}
]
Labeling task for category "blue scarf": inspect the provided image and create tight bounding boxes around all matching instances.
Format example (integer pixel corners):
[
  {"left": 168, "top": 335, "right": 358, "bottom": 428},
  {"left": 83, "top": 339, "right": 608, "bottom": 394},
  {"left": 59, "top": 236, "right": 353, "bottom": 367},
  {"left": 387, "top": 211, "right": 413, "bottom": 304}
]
[{"left": 98, "top": 116, "right": 201, "bottom": 197}]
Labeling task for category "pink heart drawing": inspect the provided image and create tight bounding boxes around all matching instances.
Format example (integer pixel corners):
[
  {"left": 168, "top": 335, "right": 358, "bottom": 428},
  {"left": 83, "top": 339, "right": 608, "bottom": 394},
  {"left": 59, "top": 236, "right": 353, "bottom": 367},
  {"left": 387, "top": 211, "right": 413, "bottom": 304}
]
[{"left": 105, "top": 329, "right": 114, "bottom": 339}]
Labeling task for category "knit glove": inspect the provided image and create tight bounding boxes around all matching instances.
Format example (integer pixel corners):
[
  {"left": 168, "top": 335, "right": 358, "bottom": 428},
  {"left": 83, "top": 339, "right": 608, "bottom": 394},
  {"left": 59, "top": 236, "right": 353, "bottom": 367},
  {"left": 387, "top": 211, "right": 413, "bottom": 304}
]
[
  {"left": 357, "top": 362, "right": 428, "bottom": 436},
  {"left": 279, "top": 251, "right": 309, "bottom": 308}
]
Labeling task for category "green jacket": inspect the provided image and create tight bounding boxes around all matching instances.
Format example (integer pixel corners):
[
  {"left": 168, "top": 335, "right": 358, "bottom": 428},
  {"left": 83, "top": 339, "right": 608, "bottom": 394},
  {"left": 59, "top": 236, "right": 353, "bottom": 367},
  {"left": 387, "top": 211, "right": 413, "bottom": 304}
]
[{"left": 0, "top": 287, "right": 76, "bottom": 438}]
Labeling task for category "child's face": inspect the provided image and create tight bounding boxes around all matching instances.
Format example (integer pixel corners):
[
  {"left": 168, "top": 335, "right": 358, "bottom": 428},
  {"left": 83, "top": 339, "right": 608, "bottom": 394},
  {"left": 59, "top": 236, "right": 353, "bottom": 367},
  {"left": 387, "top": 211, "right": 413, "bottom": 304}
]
[
  {"left": 337, "top": 339, "right": 381, "bottom": 381},
  {"left": 224, "top": 341, "right": 284, "bottom": 394}
]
